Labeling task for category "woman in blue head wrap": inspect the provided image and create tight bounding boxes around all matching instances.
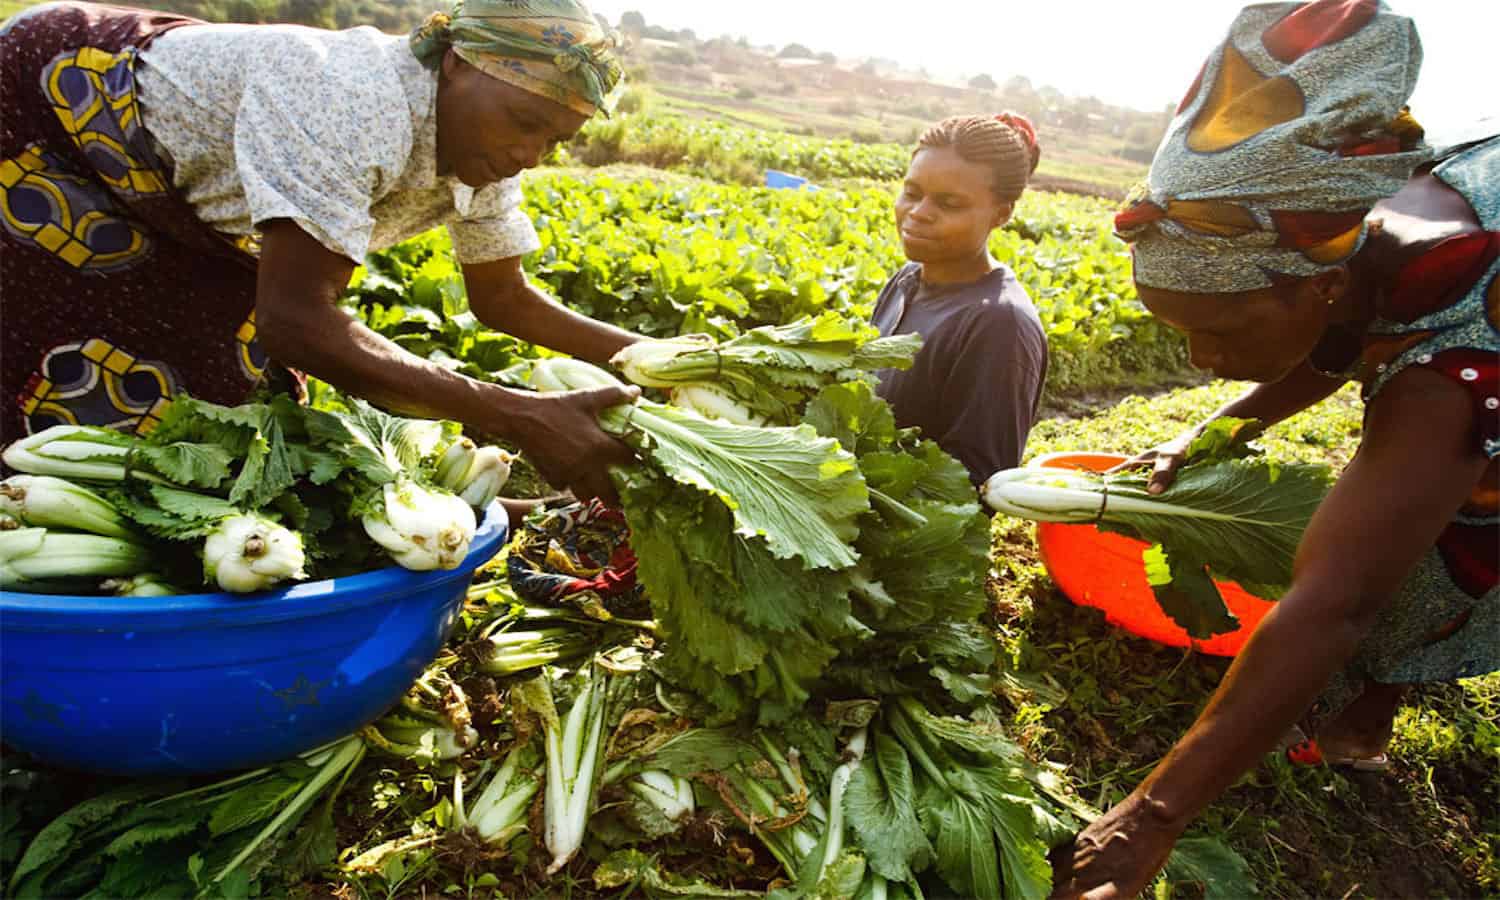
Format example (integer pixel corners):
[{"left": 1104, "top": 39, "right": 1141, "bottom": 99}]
[{"left": 1049, "top": 1, "right": 1498, "bottom": 895}]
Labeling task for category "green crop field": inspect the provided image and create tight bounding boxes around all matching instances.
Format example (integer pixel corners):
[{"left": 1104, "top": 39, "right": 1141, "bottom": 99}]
[{"left": 1, "top": 9, "right": 1493, "bottom": 899}]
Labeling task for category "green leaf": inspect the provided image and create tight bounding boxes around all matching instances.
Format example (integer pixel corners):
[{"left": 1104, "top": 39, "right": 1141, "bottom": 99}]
[
  {"left": 9, "top": 784, "right": 164, "bottom": 892},
  {"left": 304, "top": 400, "right": 444, "bottom": 486},
  {"left": 281, "top": 806, "right": 339, "bottom": 878},
  {"left": 921, "top": 785, "right": 1001, "bottom": 900},
  {"left": 809, "top": 850, "right": 867, "bottom": 899},
  {"left": 1185, "top": 416, "right": 1263, "bottom": 463},
  {"left": 102, "top": 820, "right": 201, "bottom": 857},
  {"left": 137, "top": 442, "right": 234, "bottom": 490},
  {"left": 206, "top": 777, "right": 303, "bottom": 837},
  {"left": 228, "top": 409, "right": 295, "bottom": 509},
  {"left": 149, "top": 485, "right": 242, "bottom": 522},
  {"left": 1163, "top": 835, "right": 1257, "bottom": 900},
  {"left": 1143, "top": 543, "right": 1240, "bottom": 639},
  {"left": 623, "top": 398, "right": 869, "bottom": 571},
  {"left": 802, "top": 381, "right": 898, "bottom": 458},
  {"left": 845, "top": 733, "right": 933, "bottom": 883}
]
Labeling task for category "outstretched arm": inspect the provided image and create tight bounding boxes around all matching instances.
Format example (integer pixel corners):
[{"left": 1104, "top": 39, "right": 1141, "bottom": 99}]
[
  {"left": 1049, "top": 366, "right": 1490, "bottom": 899},
  {"left": 253, "top": 220, "right": 637, "bottom": 504},
  {"left": 462, "top": 255, "right": 643, "bottom": 367}
]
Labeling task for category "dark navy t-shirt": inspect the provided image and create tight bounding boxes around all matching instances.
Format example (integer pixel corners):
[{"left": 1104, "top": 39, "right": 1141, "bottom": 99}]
[{"left": 870, "top": 263, "right": 1048, "bottom": 485}]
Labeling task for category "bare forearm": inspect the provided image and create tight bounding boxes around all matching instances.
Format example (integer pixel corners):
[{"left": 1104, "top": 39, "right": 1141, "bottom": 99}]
[
  {"left": 490, "top": 283, "right": 641, "bottom": 366},
  {"left": 1130, "top": 369, "right": 1489, "bottom": 829},
  {"left": 261, "top": 302, "right": 536, "bottom": 440},
  {"left": 1209, "top": 360, "right": 1347, "bottom": 430},
  {"left": 1136, "top": 591, "right": 1369, "bottom": 824}
]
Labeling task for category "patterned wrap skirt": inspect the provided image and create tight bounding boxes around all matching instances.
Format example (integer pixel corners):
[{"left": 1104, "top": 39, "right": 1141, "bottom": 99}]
[{"left": 0, "top": 2, "right": 265, "bottom": 445}]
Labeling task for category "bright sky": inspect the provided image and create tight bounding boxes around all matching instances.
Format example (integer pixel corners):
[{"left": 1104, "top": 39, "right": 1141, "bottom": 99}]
[{"left": 587, "top": 0, "right": 1497, "bottom": 142}]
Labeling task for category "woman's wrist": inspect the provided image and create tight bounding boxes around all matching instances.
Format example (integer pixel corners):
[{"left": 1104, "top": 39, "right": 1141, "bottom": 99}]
[
  {"left": 1133, "top": 785, "right": 1196, "bottom": 834},
  {"left": 462, "top": 380, "right": 540, "bottom": 442}
]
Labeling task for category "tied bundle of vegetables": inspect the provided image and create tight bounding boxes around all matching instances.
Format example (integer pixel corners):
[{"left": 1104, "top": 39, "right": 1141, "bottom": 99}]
[
  {"left": 983, "top": 418, "right": 1332, "bottom": 638},
  {"left": 533, "top": 340, "right": 994, "bottom": 723},
  {"left": 610, "top": 312, "right": 921, "bottom": 427}
]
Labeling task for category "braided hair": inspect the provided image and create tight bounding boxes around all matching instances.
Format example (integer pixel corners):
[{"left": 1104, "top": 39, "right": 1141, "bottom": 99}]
[{"left": 916, "top": 112, "right": 1041, "bottom": 205}]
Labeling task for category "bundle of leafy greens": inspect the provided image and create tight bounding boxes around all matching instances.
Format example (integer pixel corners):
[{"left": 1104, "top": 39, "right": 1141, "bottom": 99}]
[
  {"left": 611, "top": 312, "right": 921, "bottom": 427},
  {"left": 982, "top": 418, "right": 1333, "bottom": 638}
]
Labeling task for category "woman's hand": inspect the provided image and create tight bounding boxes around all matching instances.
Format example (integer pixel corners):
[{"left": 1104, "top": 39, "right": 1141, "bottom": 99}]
[
  {"left": 1047, "top": 791, "right": 1185, "bottom": 900},
  {"left": 505, "top": 384, "right": 640, "bottom": 507},
  {"left": 1108, "top": 426, "right": 1201, "bottom": 494}
]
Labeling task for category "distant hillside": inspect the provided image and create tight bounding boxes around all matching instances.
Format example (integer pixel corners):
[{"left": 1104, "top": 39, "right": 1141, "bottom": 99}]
[
  {"left": 611, "top": 14, "right": 1159, "bottom": 196},
  {"left": 0, "top": 0, "right": 1151, "bottom": 196}
]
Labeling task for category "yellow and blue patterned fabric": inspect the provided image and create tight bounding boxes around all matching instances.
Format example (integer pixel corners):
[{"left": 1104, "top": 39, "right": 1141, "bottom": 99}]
[
  {"left": 409, "top": 0, "right": 624, "bottom": 117},
  {"left": 2, "top": 3, "right": 264, "bottom": 443},
  {"left": 0, "top": 142, "right": 151, "bottom": 272},
  {"left": 42, "top": 44, "right": 167, "bottom": 198},
  {"left": 20, "top": 338, "right": 180, "bottom": 435},
  {"left": 1115, "top": 0, "right": 1431, "bottom": 293}
]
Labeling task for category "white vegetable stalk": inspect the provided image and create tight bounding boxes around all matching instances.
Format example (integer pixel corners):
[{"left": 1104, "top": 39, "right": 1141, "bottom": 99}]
[
  {"left": 0, "top": 527, "right": 151, "bottom": 589},
  {"left": 982, "top": 467, "right": 1255, "bottom": 524},
  {"left": 435, "top": 440, "right": 514, "bottom": 509},
  {"left": 544, "top": 667, "right": 611, "bottom": 875},
  {"left": 435, "top": 438, "right": 478, "bottom": 487},
  {"left": 817, "top": 726, "right": 868, "bottom": 882},
  {"left": 610, "top": 336, "right": 716, "bottom": 388},
  {"left": 2, "top": 425, "right": 166, "bottom": 484},
  {"left": 459, "top": 447, "right": 514, "bottom": 508},
  {"left": 0, "top": 475, "right": 138, "bottom": 541},
  {"left": 366, "top": 711, "right": 478, "bottom": 764},
  {"left": 362, "top": 480, "right": 476, "bottom": 571},
  {"left": 670, "top": 384, "right": 766, "bottom": 427},
  {"left": 462, "top": 744, "right": 542, "bottom": 844},
  {"left": 203, "top": 514, "right": 307, "bottom": 593},
  {"left": 627, "top": 770, "right": 695, "bottom": 823}
]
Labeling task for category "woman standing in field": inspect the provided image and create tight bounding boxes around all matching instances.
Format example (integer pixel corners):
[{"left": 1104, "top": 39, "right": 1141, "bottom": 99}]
[
  {"left": 1048, "top": 0, "right": 1497, "bottom": 895},
  {"left": 0, "top": 0, "right": 640, "bottom": 503},
  {"left": 870, "top": 113, "right": 1050, "bottom": 486}
]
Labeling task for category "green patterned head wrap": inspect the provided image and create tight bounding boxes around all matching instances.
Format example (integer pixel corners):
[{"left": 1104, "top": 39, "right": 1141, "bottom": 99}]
[{"left": 410, "top": 0, "right": 624, "bottom": 117}]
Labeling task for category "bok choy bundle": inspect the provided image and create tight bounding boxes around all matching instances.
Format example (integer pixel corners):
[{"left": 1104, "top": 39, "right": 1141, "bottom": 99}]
[{"left": 983, "top": 419, "right": 1332, "bottom": 638}]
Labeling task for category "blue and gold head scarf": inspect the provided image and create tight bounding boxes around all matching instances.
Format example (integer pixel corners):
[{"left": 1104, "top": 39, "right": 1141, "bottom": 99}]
[
  {"left": 1116, "top": 0, "right": 1430, "bottom": 293},
  {"left": 410, "top": 0, "right": 624, "bottom": 117}
]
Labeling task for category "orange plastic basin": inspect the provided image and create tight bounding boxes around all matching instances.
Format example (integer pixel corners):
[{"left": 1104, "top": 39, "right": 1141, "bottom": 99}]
[{"left": 1030, "top": 451, "right": 1273, "bottom": 657}]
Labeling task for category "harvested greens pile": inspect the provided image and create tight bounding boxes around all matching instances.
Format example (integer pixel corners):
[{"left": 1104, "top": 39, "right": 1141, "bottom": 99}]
[
  {"left": 5, "top": 315, "right": 1249, "bottom": 898},
  {"left": 0, "top": 396, "right": 513, "bottom": 594}
]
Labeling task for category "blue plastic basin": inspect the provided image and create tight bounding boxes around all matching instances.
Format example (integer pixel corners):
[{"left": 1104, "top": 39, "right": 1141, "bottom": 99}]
[
  {"left": 764, "top": 168, "right": 812, "bottom": 190},
  {"left": 0, "top": 502, "right": 509, "bottom": 776}
]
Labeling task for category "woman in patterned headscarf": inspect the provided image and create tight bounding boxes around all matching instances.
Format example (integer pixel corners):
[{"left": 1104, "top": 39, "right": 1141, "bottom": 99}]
[
  {"left": 1048, "top": 1, "right": 1497, "bottom": 895},
  {"left": 1, "top": 0, "right": 638, "bottom": 505}
]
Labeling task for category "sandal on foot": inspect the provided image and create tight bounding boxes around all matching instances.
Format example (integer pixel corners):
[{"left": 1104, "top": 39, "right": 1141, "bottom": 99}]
[{"left": 1285, "top": 735, "right": 1390, "bottom": 772}]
